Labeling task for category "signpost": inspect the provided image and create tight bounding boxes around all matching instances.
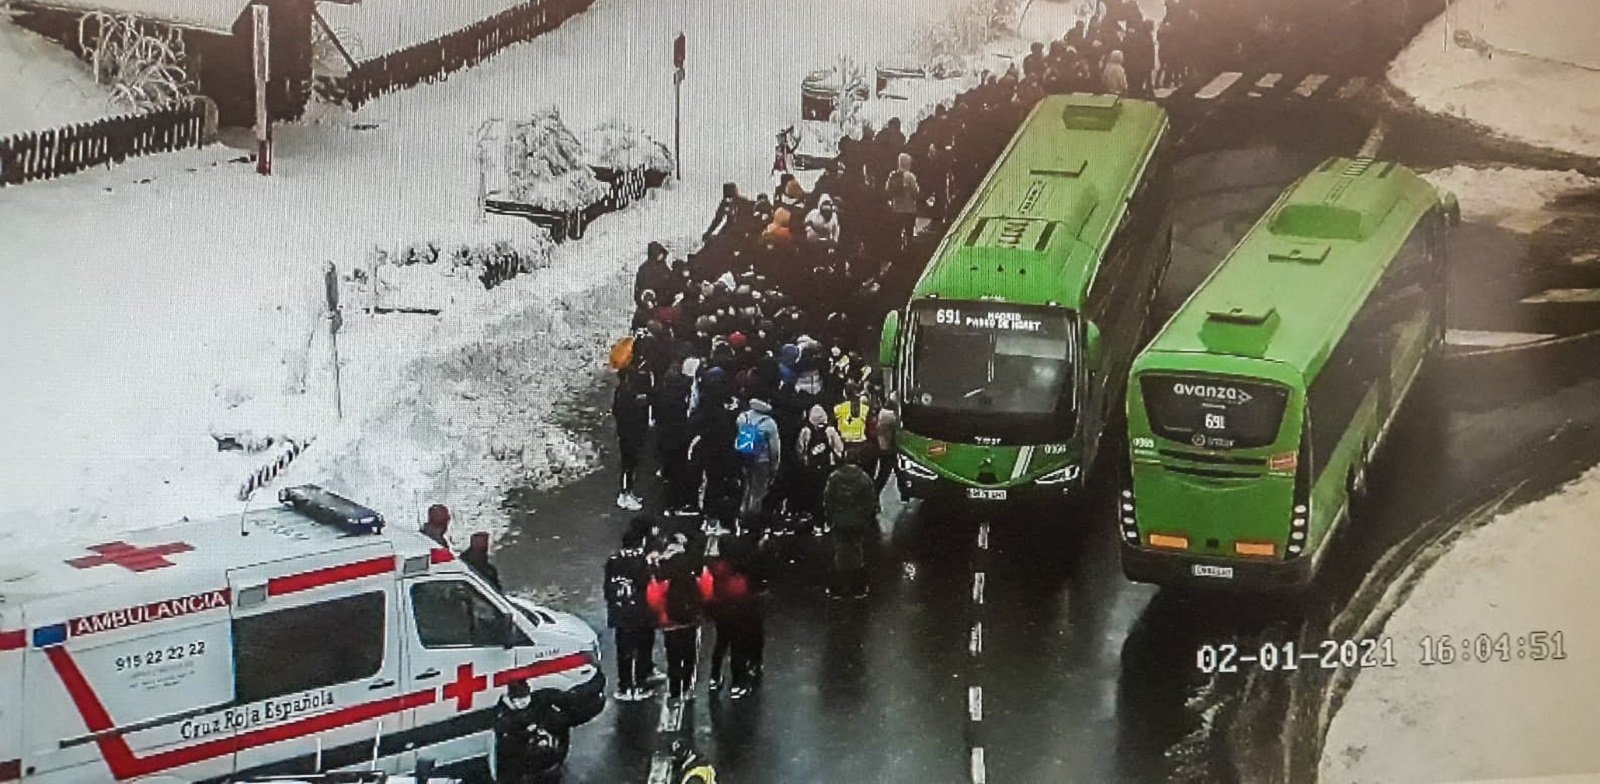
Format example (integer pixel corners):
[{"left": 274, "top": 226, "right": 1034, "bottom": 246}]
[
  {"left": 324, "top": 262, "right": 343, "bottom": 419},
  {"left": 672, "top": 32, "right": 685, "bottom": 180},
  {"left": 251, "top": 5, "right": 272, "bottom": 176}
]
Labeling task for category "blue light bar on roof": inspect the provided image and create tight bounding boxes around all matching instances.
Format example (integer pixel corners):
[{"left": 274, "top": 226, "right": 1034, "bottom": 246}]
[{"left": 278, "top": 485, "right": 385, "bottom": 535}]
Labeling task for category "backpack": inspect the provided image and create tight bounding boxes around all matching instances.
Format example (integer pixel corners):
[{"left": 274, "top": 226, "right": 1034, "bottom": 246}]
[
  {"left": 606, "top": 572, "right": 640, "bottom": 610},
  {"left": 608, "top": 336, "right": 635, "bottom": 371},
  {"left": 800, "top": 425, "right": 834, "bottom": 471},
  {"left": 735, "top": 416, "right": 768, "bottom": 459}
]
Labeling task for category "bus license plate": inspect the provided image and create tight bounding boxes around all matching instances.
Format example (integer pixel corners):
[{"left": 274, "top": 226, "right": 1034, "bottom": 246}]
[
  {"left": 967, "top": 488, "right": 1007, "bottom": 501},
  {"left": 1192, "top": 564, "right": 1234, "bottom": 579}
]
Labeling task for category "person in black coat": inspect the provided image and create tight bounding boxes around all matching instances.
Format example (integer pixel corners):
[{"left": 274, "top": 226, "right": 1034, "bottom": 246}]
[
  {"left": 652, "top": 358, "right": 696, "bottom": 512},
  {"left": 703, "top": 182, "right": 752, "bottom": 242},
  {"left": 634, "top": 242, "right": 673, "bottom": 307},
  {"left": 612, "top": 365, "right": 653, "bottom": 511},
  {"left": 604, "top": 529, "right": 656, "bottom": 701},
  {"left": 458, "top": 531, "right": 501, "bottom": 591}
]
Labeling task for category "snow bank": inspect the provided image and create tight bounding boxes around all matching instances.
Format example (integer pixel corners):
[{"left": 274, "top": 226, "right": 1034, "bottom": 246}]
[
  {"left": 312, "top": 0, "right": 527, "bottom": 60},
  {"left": 0, "top": 13, "right": 119, "bottom": 136},
  {"left": 578, "top": 120, "right": 674, "bottom": 173},
  {"left": 1422, "top": 165, "right": 1600, "bottom": 234},
  {"left": 1320, "top": 465, "right": 1600, "bottom": 783},
  {"left": 0, "top": 0, "right": 952, "bottom": 548},
  {"left": 1390, "top": 0, "right": 1600, "bottom": 158}
]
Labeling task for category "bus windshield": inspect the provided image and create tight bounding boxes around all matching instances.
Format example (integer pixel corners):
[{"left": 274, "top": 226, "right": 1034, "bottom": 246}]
[
  {"left": 1140, "top": 372, "right": 1290, "bottom": 450},
  {"left": 902, "top": 301, "right": 1076, "bottom": 442}
]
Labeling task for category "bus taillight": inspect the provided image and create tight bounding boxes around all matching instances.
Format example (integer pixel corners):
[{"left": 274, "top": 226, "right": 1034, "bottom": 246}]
[{"left": 1149, "top": 532, "right": 1189, "bottom": 550}]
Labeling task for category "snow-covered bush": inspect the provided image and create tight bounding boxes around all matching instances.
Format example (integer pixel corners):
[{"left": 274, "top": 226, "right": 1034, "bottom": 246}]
[
  {"left": 77, "top": 12, "right": 193, "bottom": 111},
  {"left": 375, "top": 236, "right": 555, "bottom": 290},
  {"left": 804, "top": 56, "right": 872, "bottom": 139},
  {"left": 505, "top": 108, "right": 608, "bottom": 210},
  {"left": 904, "top": 0, "right": 1020, "bottom": 77},
  {"left": 579, "top": 120, "right": 674, "bottom": 173}
]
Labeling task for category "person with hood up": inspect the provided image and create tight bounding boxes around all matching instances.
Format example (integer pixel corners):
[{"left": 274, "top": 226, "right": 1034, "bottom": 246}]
[
  {"left": 653, "top": 357, "right": 696, "bottom": 513},
  {"left": 634, "top": 242, "right": 674, "bottom": 307},
  {"left": 612, "top": 365, "right": 653, "bottom": 510},
  {"left": 793, "top": 404, "right": 845, "bottom": 528},
  {"left": 645, "top": 533, "right": 703, "bottom": 703},
  {"left": 803, "top": 194, "right": 842, "bottom": 249},
  {"left": 824, "top": 462, "right": 879, "bottom": 599},
  {"left": 689, "top": 368, "right": 742, "bottom": 529},
  {"left": 733, "top": 397, "right": 782, "bottom": 529},
  {"left": 884, "top": 152, "right": 921, "bottom": 250},
  {"left": 759, "top": 207, "right": 794, "bottom": 250},
  {"left": 1022, "top": 41, "right": 1047, "bottom": 80},
  {"left": 605, "top": 528, "right": 656, "bottom": 701},
  {"left": 1102, "top": 49, "right": 1130, "bottom": 95}
]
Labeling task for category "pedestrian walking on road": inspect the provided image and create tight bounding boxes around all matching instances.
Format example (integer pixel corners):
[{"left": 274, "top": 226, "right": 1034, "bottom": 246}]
[
  {"left": 734, "top": 397, "right": 782, "bottom": 530},
  {"left": 884, "top": 152, "right": 922, "bottom": 250},
  {"left": 873, "top": 396, "right": 900, "bottom": 497},
  {"left": 647, "top": 534, "right": 704, "bottom": 703},
  {"left": 612, "top": 364, "right": 653, "bottom": 511},
  {"left": 1102, "top": 49, "right": 1130, "bottom": 95},
  {"left": 832, "top": 386, "right": 875, "bottom": 468},
  {"left": 606, "top": 528, "right": 656, "bottom": 701},
  {"left": 421, "top": 503, "right": 451, "bottom": 548},
  {"left": 824, "top": 463, "right": 878, "bottom": 599},
  {"left": 654, "top": 358, "right": 696, "bottom": 512},
  {"left": 459, "top": 531, "right": 501, "bottom": 591},
  {"left": 794, "top": 404, "right": 844, "bottom": 529},
  {"left": 701, "top": 531, "right": 767, "bottom": 699}
]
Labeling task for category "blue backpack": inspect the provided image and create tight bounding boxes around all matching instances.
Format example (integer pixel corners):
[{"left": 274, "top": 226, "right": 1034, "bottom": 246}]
[{"left": 734, "top": 417, "right": 768, "bottom": 459}]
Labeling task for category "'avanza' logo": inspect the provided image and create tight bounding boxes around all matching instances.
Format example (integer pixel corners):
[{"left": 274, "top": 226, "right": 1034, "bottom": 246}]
[{"left": 1172, "top": 383, "right": 1253, "bottom": 404}]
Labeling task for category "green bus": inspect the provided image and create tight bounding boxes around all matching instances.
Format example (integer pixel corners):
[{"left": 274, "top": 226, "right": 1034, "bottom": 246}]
[
  {"left": 878, "top": 94, "right": 1173, "bottom": 506},
  {"left": 1121, "top": 157, "right": 1456, "bottom": 590}
]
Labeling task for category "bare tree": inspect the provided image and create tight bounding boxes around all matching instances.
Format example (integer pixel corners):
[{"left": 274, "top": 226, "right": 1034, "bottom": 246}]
[{"left": 77, "top": 11, "right": 194, "bottom": 111}]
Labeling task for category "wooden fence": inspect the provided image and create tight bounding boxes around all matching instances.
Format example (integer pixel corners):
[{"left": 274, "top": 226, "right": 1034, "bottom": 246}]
[
  {"left": 0, "top": 100, "right": 207, "bottom": 186},
  {"left": 329, "top": 0, "right": 598, "bottom": 111}
]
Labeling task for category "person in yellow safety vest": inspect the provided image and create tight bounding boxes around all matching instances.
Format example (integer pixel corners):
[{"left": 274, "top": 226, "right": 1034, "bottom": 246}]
[
  {"left": 833, "top": 385, "right": 875, "bottom": 467},
  {"left": 673, "top": 740, "right": 718, "bottom": 784}
]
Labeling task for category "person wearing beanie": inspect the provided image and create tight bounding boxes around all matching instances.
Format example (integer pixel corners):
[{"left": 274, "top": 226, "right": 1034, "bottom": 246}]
[
  {"left": 459, "top": 531, "right": 501, "bottom": 591},
  {"left": 734, "top": 398, "right": 782, "bottom": 530},
  {"left": 421, "top": 504, "right": 450, "bottom": 547}
]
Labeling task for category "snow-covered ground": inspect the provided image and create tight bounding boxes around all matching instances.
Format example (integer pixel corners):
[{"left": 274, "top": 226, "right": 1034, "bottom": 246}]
[
  {"left": 1390, "top": 0, "right": 1600, "bottom": 158},
  {"left": 1, "top": 0, "right": 1061, "bottom": 548},
  {"left": 0, "top": 13, "right": 118, "bottom": 136},
  {"left": 1319, "top": 466, "right": 1600, "bottom": 784},
  {"left": 1320, "top": 171, "right": 1600, "bottom": 779}
]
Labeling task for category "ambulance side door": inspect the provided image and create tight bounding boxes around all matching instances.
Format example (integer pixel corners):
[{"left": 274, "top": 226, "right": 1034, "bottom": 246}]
[
  {"left": 398, "top": 573, "right": 525, "bottom": 775},
  {"left": 226, "top": 553, "right": 404, "bottom": 776},
  {"left": 1, "top": 606, "right": 24, "bottom": 782}
]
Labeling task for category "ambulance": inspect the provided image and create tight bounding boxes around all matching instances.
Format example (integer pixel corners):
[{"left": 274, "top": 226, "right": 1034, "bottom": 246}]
[{"left": 0, "top": 486, "right": 604, "bottom": 783}]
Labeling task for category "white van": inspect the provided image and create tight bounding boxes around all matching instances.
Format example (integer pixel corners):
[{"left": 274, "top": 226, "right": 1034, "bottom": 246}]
[{"left": 0, "top": 486, "right": 604, "bottom": 783}]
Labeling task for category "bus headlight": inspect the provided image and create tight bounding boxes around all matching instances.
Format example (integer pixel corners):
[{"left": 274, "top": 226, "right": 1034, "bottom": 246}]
[
  {"left": 898, "top": 454, "right": 938, "bottom": 481},
  {"left": 1034, "top": 464, "right": 1081, "bottom": 486}
]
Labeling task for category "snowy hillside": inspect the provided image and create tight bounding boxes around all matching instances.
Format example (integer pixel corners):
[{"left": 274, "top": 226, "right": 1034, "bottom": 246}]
[
  {"left": 0, "top": 13, "right": 119, "bottom": 136},
  {"left": 1390, "top": 0, "right": 1600, "bottom": 157},
  {"left": 314, "top": 0, "right": 527, "bottom": 59}
]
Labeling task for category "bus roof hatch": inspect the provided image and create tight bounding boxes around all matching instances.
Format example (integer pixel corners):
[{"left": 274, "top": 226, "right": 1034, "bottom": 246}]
[
  {"left": 1200, "top": 305, "right": 1279, "bottom": 357},
  {"left": 1061, "top": 94, "right": 1123, "bottom": 131}
]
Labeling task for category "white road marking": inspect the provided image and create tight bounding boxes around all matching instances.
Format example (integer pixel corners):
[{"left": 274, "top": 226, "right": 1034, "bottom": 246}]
[
  {"left": 1153, "top": 86, "right": 1177, "bottom": 99},
  {"left": 971, "top": 747, "right": 988, "bottom": 784},
  {"left": 1446, "top": 328, "right": 1556, "bottom": 347},
  {"left": 977, "top": 522, "right": 990, "bottom": 551},
  {"left": 1010, "top": 446, "right": 1034, "bottom": 480},
  {"left": 1194, "top": 71, "right": 1242, "bottom": 100},
  {"left": 1334, "top": 75, "right": 1369, "bottom": 100},
  {"left": 968, "top": 686, "right": 984, "bottom": 722},
  {"left": 647, "top": 755, "right": 674, "bottom": 784},
  {"left": 972, "top": 571, "right": 986, "bottom": 604},
  {"left": 1252, "top": 72, "right": 1282, "bottom": 91},
  {"left": 1293, "top": 73, "right": 1330, "bottom": 97},
  {"left": 970, "top": 622, "right": 983, "bottom": 656},
  {"left": 1358, "top": 120, "right": 1388, "bottom": 158},
  {"left": 1521, "top": 287, "right": 1600, "bottom": 304}
]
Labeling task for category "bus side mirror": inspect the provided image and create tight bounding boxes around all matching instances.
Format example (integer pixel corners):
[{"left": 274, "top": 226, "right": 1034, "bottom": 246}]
[
  {"left": 1440, "top": 192, "right": 1461, "bottom": 227},
  {"left": 1084, "top": 321, "right": 1103, "bottom": 370},
  {"left": 879, "top": 310, "right": 901, "bottom": 368}
]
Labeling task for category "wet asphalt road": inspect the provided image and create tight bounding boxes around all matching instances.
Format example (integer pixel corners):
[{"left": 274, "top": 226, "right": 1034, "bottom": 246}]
[{"left": 493, "top": 133, "right": 1600, "bottom": 782}]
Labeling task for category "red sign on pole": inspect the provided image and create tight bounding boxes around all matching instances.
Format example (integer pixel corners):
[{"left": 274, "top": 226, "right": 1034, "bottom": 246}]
[{"left": 672, "top": 32, "right": 686, "bottom": 70}]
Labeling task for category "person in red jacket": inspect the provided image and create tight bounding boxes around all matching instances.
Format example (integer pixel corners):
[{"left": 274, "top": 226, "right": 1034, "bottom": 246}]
[{"left": 646, "top": 534, "right": 704, "bottom": 703}]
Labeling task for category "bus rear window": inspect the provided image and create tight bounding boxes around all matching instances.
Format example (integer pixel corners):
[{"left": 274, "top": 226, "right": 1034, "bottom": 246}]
[{"left": 1139, "top": 373, "right": 1289, "bottom": 450}]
